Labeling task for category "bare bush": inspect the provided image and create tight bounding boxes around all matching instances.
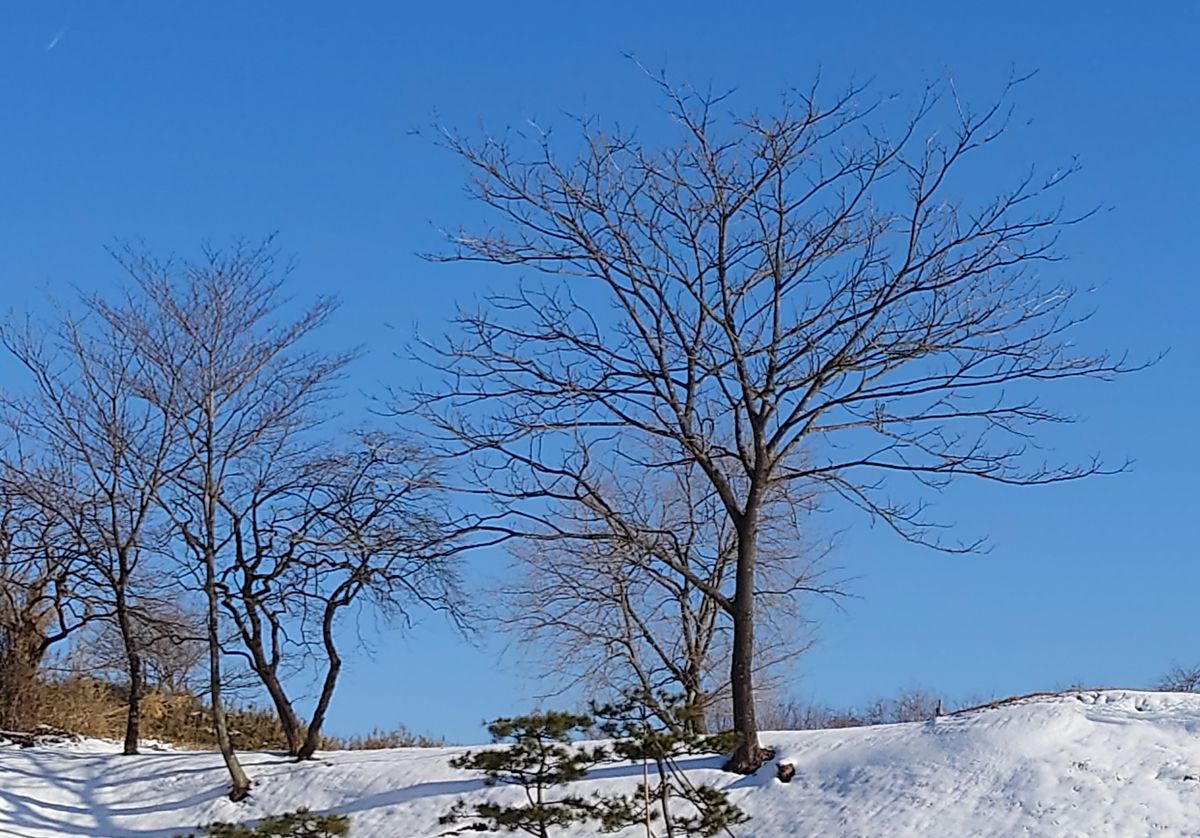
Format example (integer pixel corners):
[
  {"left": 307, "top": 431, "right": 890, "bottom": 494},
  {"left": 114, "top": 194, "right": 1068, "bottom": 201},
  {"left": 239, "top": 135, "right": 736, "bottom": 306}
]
[
  {"left": 1158, "top": 665, "right": 1200, "bottom": 694},
  {"left": 760, "top": 687, "right": 946, "bottom": 730},
  {"left": 320, "top": 726, "right": 445, "bottom": 750}
]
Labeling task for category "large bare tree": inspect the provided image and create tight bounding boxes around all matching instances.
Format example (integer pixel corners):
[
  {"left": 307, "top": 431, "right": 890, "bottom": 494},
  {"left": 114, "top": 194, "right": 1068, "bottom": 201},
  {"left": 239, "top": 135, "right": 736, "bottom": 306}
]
[{"left": 413, "top": 73, "right": 1133, "bottom": 772}]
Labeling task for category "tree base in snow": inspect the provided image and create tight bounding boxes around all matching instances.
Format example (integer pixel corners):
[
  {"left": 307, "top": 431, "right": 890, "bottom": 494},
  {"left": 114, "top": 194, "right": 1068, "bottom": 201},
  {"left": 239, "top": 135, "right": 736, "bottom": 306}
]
[{"left": 724, "top": 744, "right": 775, "bottom": 774}]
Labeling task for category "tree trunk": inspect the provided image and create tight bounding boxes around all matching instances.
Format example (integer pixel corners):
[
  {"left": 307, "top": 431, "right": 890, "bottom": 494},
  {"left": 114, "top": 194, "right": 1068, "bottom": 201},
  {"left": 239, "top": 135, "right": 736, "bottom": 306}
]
[
  {"left": 205, "top": 548, "right": 251, "bottom": 800},
  {"left": 295, "top": 604, "right": 342, "bottom": 760},
  {"left": 232, "top": 542, "right": 303, "bottom": 754},
  {"left": 0, "top": 629, "right": 45, "bottom": 731},
  {"left": 255, "top": 660, "right": 302, "bottom": 756},
  {"left": 202, "top": 397, "right": 251, "bottom": 801},
  {"left": 681, "top": 668, "right": 707, "bottom": 736},
  {"left": 237, "top": 610, "right": 302, "bottom": 755},
  {"left": 122, "top": 651, "right": 142, "bottom": 756},
  {"left": 723, "top": 517, "right": 769, "bottom": 774},
  {"left": 115, "top": 582, "right": 142, "bottom": 756},
  {"left": 659, "top": 766, "right": 675, "bottom": 838}
]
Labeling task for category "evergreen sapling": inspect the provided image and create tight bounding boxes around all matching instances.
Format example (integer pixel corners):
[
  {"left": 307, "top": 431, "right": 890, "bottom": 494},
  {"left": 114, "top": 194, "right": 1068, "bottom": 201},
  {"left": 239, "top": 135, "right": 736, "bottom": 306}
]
[
  {"left": 592, "top": 691, "right": 748, "bottom": 838},
  {"left": 439, "top": 711, "right": 606, "bottom": 838}
]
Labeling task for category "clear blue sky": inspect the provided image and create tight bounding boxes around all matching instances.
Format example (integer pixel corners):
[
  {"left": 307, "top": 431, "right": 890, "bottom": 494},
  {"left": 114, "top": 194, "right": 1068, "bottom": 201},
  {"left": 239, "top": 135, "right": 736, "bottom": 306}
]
[{"left": 1, "top": 1, "right": 1196, "bottom": 743}]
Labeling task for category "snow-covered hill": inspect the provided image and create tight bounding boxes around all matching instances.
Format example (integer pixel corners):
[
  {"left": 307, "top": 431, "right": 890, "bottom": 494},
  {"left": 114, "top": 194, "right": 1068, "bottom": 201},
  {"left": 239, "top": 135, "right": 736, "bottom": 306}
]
[{"left": 2, "top": 690, "right": 1199, "bottom": 837}]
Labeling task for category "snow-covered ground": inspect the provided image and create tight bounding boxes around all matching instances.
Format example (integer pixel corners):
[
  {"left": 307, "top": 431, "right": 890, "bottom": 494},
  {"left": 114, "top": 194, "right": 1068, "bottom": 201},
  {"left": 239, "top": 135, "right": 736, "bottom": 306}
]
[{"left": 2, "top": 690, "right": 1200, "bottom": 837}]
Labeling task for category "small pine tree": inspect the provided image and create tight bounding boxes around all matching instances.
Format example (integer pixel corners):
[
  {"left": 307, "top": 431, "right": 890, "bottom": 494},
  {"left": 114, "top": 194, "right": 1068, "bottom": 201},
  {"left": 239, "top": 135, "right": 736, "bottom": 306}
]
[
  {"left": 592, "top": 690, "right": 748, "bottom": 838},
  {"left": 176, "top": 808, "right": 350, "bottom": 837},
  {"left": 439, "top": 711, "right": 607, "bottom": 838}
]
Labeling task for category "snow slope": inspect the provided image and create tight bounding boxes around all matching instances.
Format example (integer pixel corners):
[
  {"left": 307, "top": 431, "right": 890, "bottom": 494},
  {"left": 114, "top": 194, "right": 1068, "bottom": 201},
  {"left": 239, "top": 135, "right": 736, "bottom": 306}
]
[{"left": 2, "top": 690, "right": 1200, "bottom": 837}]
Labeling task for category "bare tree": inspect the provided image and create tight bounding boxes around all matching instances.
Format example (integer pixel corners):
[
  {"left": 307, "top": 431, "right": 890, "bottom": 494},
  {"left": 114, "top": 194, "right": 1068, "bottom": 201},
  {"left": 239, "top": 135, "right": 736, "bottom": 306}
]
[
  {"left": 412, "top": 72, "right": 1134, "bottom": 772},
  {"left": 213, "top": 431, "right": 467, "bottom": 759},
  {"left": 286, "top": 433, "right": 467, "bottom": 759},
  {"left": 1158, "top": 665, "right": 1200, "bottom": 694},
  {"left": 500, "top": 456, "right": 833, "bottom": 733},
  {"left": 96, "top": 239, "right": 349, "bottom": 799},
  {"left": 212, "top": 451, "right": 315, "bottom": 757},
  {"left": 0, "top": 303, "right": 182, "bottom": 754}
]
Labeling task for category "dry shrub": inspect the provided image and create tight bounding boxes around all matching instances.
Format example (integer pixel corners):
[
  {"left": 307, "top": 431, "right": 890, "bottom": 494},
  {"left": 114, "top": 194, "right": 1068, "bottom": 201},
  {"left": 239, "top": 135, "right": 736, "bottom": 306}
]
[
  {"left": 761, "top": 688, "right": 946, "bottom": 730},
  {"left": 319, "top": 725, "right": 444, "bottom": 750},
  {"left": 1158, "top": 665, "right": 1200, "bottom": 693},
  {"left": 16, "top": 676, "right": 291, "bottom": 750},
  {"left": 11, "top": 675, "right": 443, "bottom": 752},
  {"left": 24, "top": 676, "right": 127, "bottom": 736}
]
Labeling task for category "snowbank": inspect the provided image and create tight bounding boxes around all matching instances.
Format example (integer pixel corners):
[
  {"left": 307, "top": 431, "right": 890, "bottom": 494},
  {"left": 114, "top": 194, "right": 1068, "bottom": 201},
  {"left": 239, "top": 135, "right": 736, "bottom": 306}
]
[{"left": 2, "top": 690, "right": 1199, "bottom": 837}]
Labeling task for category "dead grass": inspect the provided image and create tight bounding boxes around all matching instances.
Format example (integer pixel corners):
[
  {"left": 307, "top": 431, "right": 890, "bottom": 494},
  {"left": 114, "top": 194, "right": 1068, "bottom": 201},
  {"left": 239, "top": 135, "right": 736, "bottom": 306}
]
[{"left": 16, "top": 676, "right": 442, "bottom": 751}]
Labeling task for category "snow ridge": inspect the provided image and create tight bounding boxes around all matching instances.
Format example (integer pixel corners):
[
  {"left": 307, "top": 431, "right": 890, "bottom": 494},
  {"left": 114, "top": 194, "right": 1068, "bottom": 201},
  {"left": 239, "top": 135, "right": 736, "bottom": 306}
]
[{"left": 2, "top": 690, "right": 1199, "bottom": 837}]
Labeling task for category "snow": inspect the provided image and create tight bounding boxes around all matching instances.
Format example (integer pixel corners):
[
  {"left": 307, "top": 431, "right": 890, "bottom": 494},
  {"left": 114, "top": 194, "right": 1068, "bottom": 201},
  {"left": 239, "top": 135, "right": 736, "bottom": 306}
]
[{"left": 2, "top": 690, "right": 1200, "bottom": 837}]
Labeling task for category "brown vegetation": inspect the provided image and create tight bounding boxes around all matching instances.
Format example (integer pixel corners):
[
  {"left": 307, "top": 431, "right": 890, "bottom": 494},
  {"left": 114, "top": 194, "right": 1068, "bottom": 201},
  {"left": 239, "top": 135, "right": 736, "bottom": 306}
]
[{"left": 6, "top": 675, "right": 442, "bottom": 752}]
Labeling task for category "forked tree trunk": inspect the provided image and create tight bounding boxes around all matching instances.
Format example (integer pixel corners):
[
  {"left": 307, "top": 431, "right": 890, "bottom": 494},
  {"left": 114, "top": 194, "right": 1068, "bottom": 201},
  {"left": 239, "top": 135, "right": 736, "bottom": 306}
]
[
  {"left": 681, "top": 668, "right": 707, "bottom": 736},
  {"left": 237, "top": 610, "right": 303, "bottom": 755}
]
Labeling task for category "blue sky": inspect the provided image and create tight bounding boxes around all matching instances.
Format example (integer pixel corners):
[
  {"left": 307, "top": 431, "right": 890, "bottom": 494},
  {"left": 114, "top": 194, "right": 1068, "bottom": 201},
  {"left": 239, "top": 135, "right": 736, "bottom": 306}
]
[{"left": 1, "top": 1, "right": 1196, "bottom": 743}]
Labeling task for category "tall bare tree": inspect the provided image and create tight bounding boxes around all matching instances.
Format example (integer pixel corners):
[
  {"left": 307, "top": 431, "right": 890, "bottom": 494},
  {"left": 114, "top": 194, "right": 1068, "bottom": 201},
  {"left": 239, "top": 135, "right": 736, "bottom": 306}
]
[
  {"left": 413, "top": 73, "right": 1134, "bottom": 772},
  {"left": 96, "top": 239, "right": 349, "bottom": 799}
]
